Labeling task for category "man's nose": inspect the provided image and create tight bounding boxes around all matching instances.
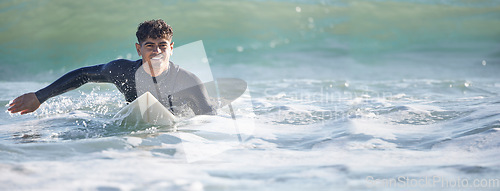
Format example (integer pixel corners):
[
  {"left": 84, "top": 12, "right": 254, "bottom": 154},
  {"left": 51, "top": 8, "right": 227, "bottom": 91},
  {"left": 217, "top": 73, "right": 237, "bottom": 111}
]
[{"left": 153, "top": 46, "right": 162, "bottom": 53}]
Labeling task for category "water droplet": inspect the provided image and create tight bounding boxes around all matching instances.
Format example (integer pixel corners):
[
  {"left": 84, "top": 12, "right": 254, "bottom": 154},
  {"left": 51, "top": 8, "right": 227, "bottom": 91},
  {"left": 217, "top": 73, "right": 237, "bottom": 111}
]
[
  {"left": 308, "top": 17, "right": 314, "bottom": 23},
  {"left": 482, "top": 60, "right": 486, "bottom": 66},
  {"left": 344, "top": 82, "right": 349, "bottom": 87},
  {"left": 296, "top": 6, "right": 301, "bottom": 13},
  {"left": 236, "top": 46, "right": 244, "bottom": 52},
  {"left": 464, "top": 82, "right": 471, "bottom": 87}
]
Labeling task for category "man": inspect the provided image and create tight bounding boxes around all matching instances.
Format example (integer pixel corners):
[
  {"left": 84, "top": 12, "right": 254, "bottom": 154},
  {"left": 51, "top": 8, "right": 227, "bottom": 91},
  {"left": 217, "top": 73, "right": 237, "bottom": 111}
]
[{"left": 7, "top": 19, "right": 214, "bottom": 116}]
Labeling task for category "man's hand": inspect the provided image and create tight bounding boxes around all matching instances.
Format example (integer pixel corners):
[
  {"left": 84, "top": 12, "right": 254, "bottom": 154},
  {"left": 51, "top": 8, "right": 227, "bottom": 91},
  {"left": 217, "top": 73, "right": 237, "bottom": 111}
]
[{"left": 7, "top": 93, "right": 41, "bottom": 115}]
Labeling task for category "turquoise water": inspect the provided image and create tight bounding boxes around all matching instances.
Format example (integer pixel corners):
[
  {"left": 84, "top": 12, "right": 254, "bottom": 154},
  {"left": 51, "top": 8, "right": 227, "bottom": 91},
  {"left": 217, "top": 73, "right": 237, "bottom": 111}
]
[{"left": 1, "top": 0, "right": 500, "bottom": 190}]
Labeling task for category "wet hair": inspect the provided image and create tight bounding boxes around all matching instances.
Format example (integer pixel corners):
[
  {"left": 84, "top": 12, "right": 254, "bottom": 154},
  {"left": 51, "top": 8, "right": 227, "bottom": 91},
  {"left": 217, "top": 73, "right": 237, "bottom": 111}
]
[{"left": 136, "top": 19, "right": 173, "bottom": 44}]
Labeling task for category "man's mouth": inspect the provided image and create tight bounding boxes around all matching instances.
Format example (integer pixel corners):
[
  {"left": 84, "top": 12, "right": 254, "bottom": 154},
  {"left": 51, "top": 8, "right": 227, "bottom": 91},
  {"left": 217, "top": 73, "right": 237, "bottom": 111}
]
[{"left": 151, "top": 54, "right": 164, "bottom": 60}]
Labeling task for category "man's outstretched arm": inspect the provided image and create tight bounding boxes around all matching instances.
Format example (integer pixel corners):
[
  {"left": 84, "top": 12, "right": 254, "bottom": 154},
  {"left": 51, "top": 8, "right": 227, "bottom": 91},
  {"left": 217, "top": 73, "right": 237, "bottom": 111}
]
[{"left": 7, "top": 64, "right": 108, "bottom": 115}]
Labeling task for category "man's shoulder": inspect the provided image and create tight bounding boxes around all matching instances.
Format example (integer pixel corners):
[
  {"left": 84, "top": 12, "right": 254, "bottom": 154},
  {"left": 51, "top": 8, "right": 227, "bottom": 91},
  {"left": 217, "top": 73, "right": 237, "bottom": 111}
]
[
  {"left": 171, "top": 62, "right": 201, "bottom": 83},
  {"left": 103, "top": 59, "right": 141, "bottom": 72},
  {"left": 106, "top": 59, "right": 141, "bottom": 67}
]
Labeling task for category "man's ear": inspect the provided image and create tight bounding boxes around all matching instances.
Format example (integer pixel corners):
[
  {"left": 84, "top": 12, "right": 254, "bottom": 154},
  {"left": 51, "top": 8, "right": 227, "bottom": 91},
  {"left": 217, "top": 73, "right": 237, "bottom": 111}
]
[
  {"left": 135, "top": 43, "right": 141, "bottom": 56},
  {"left": 170, "top": 42, "right": 174, "bottom": 55}
]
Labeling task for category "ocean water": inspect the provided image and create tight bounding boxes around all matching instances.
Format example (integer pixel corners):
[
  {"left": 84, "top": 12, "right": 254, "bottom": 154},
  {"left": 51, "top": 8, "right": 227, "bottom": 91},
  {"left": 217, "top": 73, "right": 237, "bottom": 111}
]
[{"left": 1, "top": 0, "right": 500, "bottom": 190}]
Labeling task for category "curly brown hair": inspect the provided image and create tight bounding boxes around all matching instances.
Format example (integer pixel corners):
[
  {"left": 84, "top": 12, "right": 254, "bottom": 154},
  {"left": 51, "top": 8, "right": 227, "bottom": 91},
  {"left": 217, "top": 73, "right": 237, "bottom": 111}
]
[{"left": 136, "top": 19, "right": 173, "bottom": 43}]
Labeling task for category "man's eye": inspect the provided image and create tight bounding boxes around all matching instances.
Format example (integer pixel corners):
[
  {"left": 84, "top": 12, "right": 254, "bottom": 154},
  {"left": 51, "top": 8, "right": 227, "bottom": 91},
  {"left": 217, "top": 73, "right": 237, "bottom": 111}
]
[
  {"left": 159, "top": 45, "right": 167, "bottom": 49},
  {"left": 145, "top": 45, "right": 153, "bottom": 48}
]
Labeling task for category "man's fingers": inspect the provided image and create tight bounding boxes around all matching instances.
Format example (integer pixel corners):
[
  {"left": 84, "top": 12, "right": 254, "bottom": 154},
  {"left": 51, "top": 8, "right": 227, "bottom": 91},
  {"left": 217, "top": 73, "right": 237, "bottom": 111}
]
[
  {"left": 7, "top": 106, "right": 20, "bottom": 113},
  {"left": 8, "top": 95, "right": 27, "bottom": 111},
  {"left": 21, "top": 105, "right": 37, "bottom": 114},
  {"left": 9, "top": 95, "right": 25, "bottom": 107},
  {"left": 7, "top": 93, "right": 40, "bottom": 114},
  {"left": 11, "top": 107, "right": 30, "bottom": 114},
  {"left": 7, "top": 102, "right": 23, "bottom": 113},
  {"left": 20, "top": 110, "right": 31, "bottom": 115},
  {"left": 7, "top": 104, "right": 16, "bottom": 112},
  {"left": 9, "top": 98, "right": 19, "bottom": 107}
]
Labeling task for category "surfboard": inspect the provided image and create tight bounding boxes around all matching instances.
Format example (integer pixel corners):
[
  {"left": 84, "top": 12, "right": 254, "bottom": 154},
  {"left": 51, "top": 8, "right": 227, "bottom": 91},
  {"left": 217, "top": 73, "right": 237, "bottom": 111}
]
[
  {"left": 112, "top": 78, "right": 247, "bottom": 126},
  {"left": 113, "top": 92, "right": 178, "bottom": 126}
]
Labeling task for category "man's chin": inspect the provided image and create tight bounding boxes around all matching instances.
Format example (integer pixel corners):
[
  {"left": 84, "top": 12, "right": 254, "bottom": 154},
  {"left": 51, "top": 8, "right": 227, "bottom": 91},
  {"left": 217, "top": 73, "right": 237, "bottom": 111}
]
[{"left": 151, "top": 63, "right": 168, "bottom": 70}]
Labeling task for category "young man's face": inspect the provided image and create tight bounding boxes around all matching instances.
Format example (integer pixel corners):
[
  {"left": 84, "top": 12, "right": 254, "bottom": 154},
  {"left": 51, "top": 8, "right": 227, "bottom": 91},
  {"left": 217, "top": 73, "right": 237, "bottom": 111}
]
[{"left": 135, "top": 37, "right": 173, "bottom": 66}]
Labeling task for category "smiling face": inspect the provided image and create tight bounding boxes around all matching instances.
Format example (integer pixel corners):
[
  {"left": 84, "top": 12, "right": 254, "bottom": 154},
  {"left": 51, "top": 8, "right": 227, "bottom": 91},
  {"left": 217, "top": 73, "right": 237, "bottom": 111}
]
[{"left": 135, "top": 37, "right": 174, "bottom": 76}]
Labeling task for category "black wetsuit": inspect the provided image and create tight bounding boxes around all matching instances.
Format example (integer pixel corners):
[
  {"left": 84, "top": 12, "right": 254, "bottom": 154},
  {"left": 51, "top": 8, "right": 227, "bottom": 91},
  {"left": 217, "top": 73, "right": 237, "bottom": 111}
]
[{"left": 35, "top": 59, "right": 214, "bottom": 116}]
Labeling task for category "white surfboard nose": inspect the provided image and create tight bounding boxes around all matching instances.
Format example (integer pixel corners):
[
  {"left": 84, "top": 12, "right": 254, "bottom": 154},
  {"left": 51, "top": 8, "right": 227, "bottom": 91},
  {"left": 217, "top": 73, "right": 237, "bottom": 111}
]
[{"left": 112, "top": 92, "right": 177, "bottom": 126}]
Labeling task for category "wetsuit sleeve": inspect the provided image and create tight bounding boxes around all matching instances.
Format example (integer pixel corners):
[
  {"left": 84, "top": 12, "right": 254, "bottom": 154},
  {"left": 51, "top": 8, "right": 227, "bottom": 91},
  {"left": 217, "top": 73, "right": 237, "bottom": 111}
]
[
  {"left": 186, "top": 83, "right": 216, "bottom": 115},
  {"left": 35, "top": 64, "right": 109, "bottom": 103},
  {"left": 173, "top": 71, "right": 216, "bottom": 115}
]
